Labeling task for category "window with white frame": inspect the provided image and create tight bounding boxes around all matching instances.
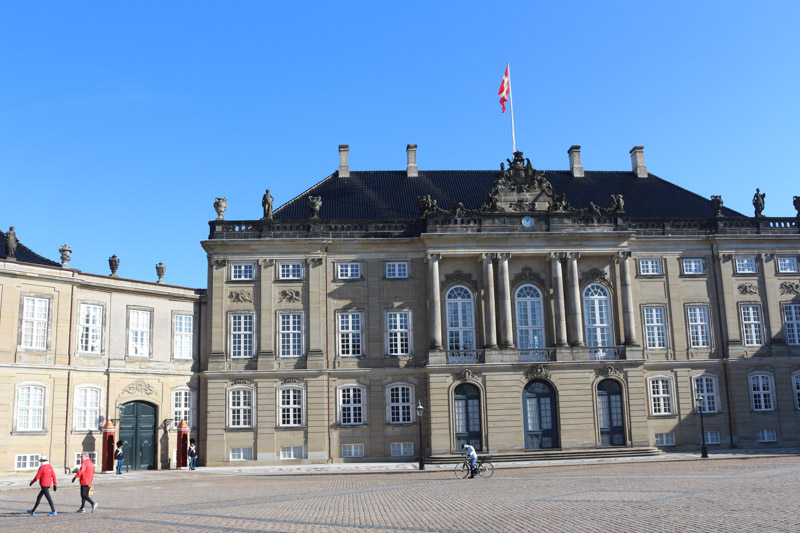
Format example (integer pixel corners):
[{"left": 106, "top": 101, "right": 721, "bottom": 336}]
[
  {"left": 740, "top": 304, "right": 764, "bottom": 346},
  {"left": 228, "top": 388, "right": 253, "bottom": 428},
  {"left": 338, "top": 313, "right": 362, "bottom": 357},
  {"left": 15, "top": 454, "right": 41, "bottom": 470},
  {"left": 639, "top": 259, "right": 662, "bottom": 275},
  {"left": 784, "top": 304, "right": 800, "bottom": 345},
  {"left": 78, "top": 304, "right": 102, "bottom": 353},
  {"left": 230, "top": 447, "right": 253, "bottom": 460},
  {"left": 337, "top": 262, "right": 361, "bottom": 279},
  {"left": 279, "top": 387, "right": 303, "bottom": 427},
  {"left": 173, "top": 389, "right": 192, "bottom": 427},
  {"left": 687, "top": 305, "right": 711, "bottom": 348},
  {"left": 750, "top": 374, "right": 774, "bottom": 411},
  {"left": 387, "top": 311, "right": 411, "bottom": 356},
  {"left": 583, "top": 284, "right": 612, "bottom": 348},
  {"left": 756, "top": 429, "right": 777, "bottom": 442},
  {"left": 279, "top": 313, "right": 303, "bottom": 357},
  {"left": 704, "top": 431, "right": 721, "bottom": 445},
  {"left": 654, "top": 433, "right": 675, "bottom": 446},
  {"left": 21, "top": 296, "right": 49, "bottom": 350},
  {"left": 73, "top": 452, "right": 97, "bottom": 469},
  {"left": 280, "top": 446, "right": 305, "bottom": 460},
  {"left": 694, "top": 375, "right": 718, "bottom": 413},
  {"left": 339, "top": 386, "right": 364, "bottom": 425},
  {"left": 128, "top": 309, "right": 151, "bottom": 357},
  {"left": 735, "top": 257, "right": 757, "bottom": 274},
  {"left": 794, "top": 373, "right": 800, "bottom": 410},
  {"left": 649, "top": 377, "right": 673, "bottom": 415},
  {"left": 230, "top": 313, "right": 254, "bottom": 358},
  {"left": 390, "top": 442, "right": 414, "bottom": 457},
  {"left": 341, "top": 444, "right": 364, "bottom": 458},
  {"left": 446, "top": 286, "right": 475, "bottom": 350},
  {"left": 74, "top": 387, "right": 101, "bottom": 431},
  {"left": 16, "top": 385, "right": 45, "bottom": 431},
  {"left": 278, "top": 262, "right": 303, "bottom": 280},
  {"left": 644, "top": 306, "right": 667, "bottom": 349},
  {"left": 386, "top": 261, "right": 409, "bottom": 279},
  {"left": 682, "top": 258, "right": 705, "bottom": 275},
  {"left": 515, "top": 285, "right": 545, "bottom": 349},
  {"left": 174, "top": 314, "right": 193, "bottom": 359},
  {"left": 777, "top": 257, "right": 799, "bottom": 273},
  {"left": 231, "top": 263, "right": 255, "bottom": 280},
  {"left": 387, "top": 384, "right": 413, "bottom": 424}
]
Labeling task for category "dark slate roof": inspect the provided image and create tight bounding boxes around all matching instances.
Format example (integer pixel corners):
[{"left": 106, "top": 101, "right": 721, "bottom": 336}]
[
  {"left": 273, "top": 170, "right": 743, "bottom": 220},
  {"left": 0, "top": 229, "right": 61, "bottom": 267}
]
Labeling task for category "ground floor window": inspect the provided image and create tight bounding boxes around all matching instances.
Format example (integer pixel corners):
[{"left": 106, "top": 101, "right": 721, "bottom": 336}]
[
  {"left": 390, "top": 442, "right": 413, "bottom": 457},
  {"left": 341, "top": 444, "right": 364, "bottom": 458},
  {"left": 280, "top": 446, "right": 306, "bottom": 460},
  {"left": 654, "top": 433, "right": 675, "bottom": 446},
  {"left": 523, "top": 380, "right": 558, "bottom": 450},
  {"left": 15, "top": 454, "right": 41, "bottom": 470},
  {"left": 230, "top": 447, "right": 252, "bottom": 461}
]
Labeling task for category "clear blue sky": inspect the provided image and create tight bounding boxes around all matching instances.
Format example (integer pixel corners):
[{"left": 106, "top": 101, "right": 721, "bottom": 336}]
[{"left": 2, "top": 1, "right": 798, "bottom": 288}]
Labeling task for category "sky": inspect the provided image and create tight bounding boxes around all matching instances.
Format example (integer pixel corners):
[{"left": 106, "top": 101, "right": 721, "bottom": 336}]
[{"left": 1, "top": 1, "right": 798, "bottom": 289}]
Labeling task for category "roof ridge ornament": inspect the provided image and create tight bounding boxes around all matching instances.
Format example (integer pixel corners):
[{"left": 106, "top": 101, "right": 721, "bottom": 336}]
[{"left": 488, "top": 151, "right": 554, "bottom": 212}]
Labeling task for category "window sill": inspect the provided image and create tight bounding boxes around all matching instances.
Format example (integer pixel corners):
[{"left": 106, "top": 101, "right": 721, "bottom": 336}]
[
  {"left": 11, "top": 430, "right": 48, "bottom": 436},
  {"left": 75, "top": 352, "right": 105, "bottom": 358},
  {"left": 386, "top": 422, "right": 415, "bottom": 427},
  {"left": 275, "top": 278, "right": 304, "bottom": 283},
  {"left": 225, "top": 426, "right": 256, "bottom": 431},
  {"left": 227, "top": 279, "right": 256, "bottom": 283},
  {"left": 275, "top": 425, "right": 306, "bottom": 431},
  {"left": 337, "top": 423, "right": 367, "bottom": 428}
]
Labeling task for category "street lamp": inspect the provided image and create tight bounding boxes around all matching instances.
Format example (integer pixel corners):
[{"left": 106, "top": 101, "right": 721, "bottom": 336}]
[
  {"left": 696, "top": 393, "right": 709, "bottom": 459},
  {"left": 416, "top": 400, "right": 425, "bottom": 470}
]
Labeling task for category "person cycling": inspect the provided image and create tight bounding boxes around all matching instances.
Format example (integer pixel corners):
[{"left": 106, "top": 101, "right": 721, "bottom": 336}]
[{"left": 462, "top": 444, "right": 478, "bottom": 478}]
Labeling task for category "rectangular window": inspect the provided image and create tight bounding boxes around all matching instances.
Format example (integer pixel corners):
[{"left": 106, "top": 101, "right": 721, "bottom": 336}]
[
  {"left": 73, "top": 452, "right": 97, "bottom": 469},
  {"left": 639, "top": 259, "right": 662, "bottom": 275},
  {"left": 388, "top": 311, "right": 411, "bottom": 356},
  {"left": 280, "top": 446, "right": 305, "bottom": 460},
  {"left": 173, "top": 390, "right": 192, "bottom": 427},
  {"left": 694, "top": 376, "right": 718, "bottom": 413},
  {"left": 644, "top": 307, "right": 667, "bottom": 349},
  {"left": 79, "top": 304, "right": 102, "bottom": 353},
  {"left": 229, "top": 389, "right": 253, "bottom": 427},
  {"left": 128, "top": 309, "right": 151, "bottom": 357},
  {"left": 784, "top": 304, "right": 800, "bottom": 346},
  {"left": 341, "top": 444, "right": 364, "bottom": 458},
  {"left": 279, "top": 313, "right": 303, "bottom": 357},
  {"left": 230, "top": 314, "right": 254, "bottom": 358},
  {"left": 338, "top": 313, "right": 362, "bottom": 356},
  {"left": 687, "top": 306, "right": 711, "bottom": 348},
  {"left": 750, "top": 375, "right": 774, "bottom": 411},
  {"left": 682, "top": 258, "right": 705, "bottom": 275},
  {"left": 174, "top": 314, "right": 193, "bottom": 359},
  {"left": 390, "top": 442, "right": 414, "bottom": 457},
  {"left": 75, "top": 388, "right": 100, "bottom": 431},
  {"left": 704, "top": 431, "right": 721, "bottom": 445},
  {"left": 15, "top": 454, "right": 41, "bottom": 470},
  {"left": 388, "top": 385, "right": 412, "bottom": 424},
  {"left": 17, "top": 385, "right": 45, "bottom": 431},
  {"left": 386, "top": 262, "right": 409, "bottom": 279},
  {"left": 21, "top": 296, "right": 49, "bottom": 350},
  {"left": 649, "top": 378, "right": 672, "bottom": 415},
  {"left": 337, "top": 262, "right": 361, "bottom": 279},
  {"left": 794, "top": 374, "right": 800, "bottom": 410},
  {"left": 230, "top": 447, "right": 253, "bottom": 461},
  {"left": 279, "top": 262, "right": 302, "bottom": 280},
  {"left": 340, "top": 387, "right": 364, "bottom": 425},
  {"left": 735, "top": 257, "right": 757, "bottom": 274},
  {"left": 777, "top": 257, "right": 799, "bottom": 273},
  {"left": 740, "top": 305, "right": 764, "bottom": 346},
  {"left": 231, "top": 263, "right": 255, "bottom": 280},
  {"left": 280, "top": 388, "right": 303, "bottom": 427},
  {"left": 756, "top": 429, "right": 777, "bottom": 442},
  {"left": 654, "top": 433, "right": 675, "bottom": 446}
]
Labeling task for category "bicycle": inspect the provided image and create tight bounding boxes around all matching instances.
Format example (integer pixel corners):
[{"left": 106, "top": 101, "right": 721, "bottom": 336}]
[{"left": 455, "top": 455, "right": 494, "bottom": 479}]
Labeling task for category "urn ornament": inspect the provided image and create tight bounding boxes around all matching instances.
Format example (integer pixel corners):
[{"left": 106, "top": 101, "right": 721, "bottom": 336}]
[
  {"left": 109, "top": 254, "right": 120, "bottom": 277},
  {"left": 156, "top": 262, "right": 166, "bottom": 283},
  {"left": 214, "top": 197, "right": 228, "bottom": 220},
  {"left": 58, "top": 244, "right": 72, "bottom": 267}
]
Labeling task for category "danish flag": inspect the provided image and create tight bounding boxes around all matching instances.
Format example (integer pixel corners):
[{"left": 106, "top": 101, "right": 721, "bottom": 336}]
[{"left": 498, "top": 65, "right": 511, "bottom": 113}]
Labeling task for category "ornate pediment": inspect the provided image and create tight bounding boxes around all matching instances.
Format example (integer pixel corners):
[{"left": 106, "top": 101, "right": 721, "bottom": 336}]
[
  {"left": 581, "top": 268, "right": 610, "bottom": 285},
  {"left": 487, "top": 151, "right": 554, "bottom": 212},
  {"left": 454, "top": 369, "right": 481, "bottom": 383},
  {"left": 513, "top": 267, "right": 545, "bottom": 287},
  {"left": 524, "top": 364, "right": 550, "bottom": 381}
]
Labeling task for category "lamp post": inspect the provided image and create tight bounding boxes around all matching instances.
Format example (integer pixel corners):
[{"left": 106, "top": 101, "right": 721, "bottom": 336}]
[
  {"left": 416, "top": 400, "right": 425, "bottom": 470},
  {"left": 696, "top": 393, "right": 708, "bottom": 459}
]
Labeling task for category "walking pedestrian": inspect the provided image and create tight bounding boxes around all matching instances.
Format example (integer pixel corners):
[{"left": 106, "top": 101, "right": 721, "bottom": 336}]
[
  {"left": 114, "top": 441, "right": 124, "bottom": 474},
  {"left": 72, "top": 452, "right": 98, "bottom": 513},
  {"left": 188, "top": 439, "right": 198, "bottom": 470},
  {"left": 27, "top": 456, "right": 58, "bottom": 516}
]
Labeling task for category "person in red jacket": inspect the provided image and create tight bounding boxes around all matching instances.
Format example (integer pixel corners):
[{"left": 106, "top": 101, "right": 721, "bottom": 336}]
[
  {"left": 72, "top": 452, "right": 98, "bottom": 513},
  {"left": 27, "top": 455, "right": 57, "bottom": 516}
]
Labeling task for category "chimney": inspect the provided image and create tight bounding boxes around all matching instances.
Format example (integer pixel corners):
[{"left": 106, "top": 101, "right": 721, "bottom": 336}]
[
  {"left": 338, "top": 144, "right": 349, "bottom": 178},
  {"left": 629, "top": 145, "right": 648, "bottom": 178},
  {"left": 406, "top": 144, "right": 418, "bottom": 178},
  {"left": 567, "top": 145, "right": 584, "bottom": 178}
]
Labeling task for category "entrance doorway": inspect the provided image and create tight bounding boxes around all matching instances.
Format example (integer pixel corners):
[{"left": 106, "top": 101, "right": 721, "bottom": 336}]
[
  {"left": 454, "top": 383, "right": 482, "bottom": 451},
  {"left": 118, "top": 401, "right": 157, "bottom": 470},
  {"left": 523, "top": 380, "right": 558, "bottom": 450},
  {"left": 596, "top": 379, "right": 625, "bottom": 446}
]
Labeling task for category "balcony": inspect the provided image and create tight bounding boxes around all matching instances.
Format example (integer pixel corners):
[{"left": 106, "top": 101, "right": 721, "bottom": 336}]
[
  {"left": 588, "top": 346, "right": 626, "bottom": 360},
  {"left": 517, "top": 348, "right": 556, "bottom": 362},
  {"left": 446, "top": 350, "right": 485, "bottom": 364}
]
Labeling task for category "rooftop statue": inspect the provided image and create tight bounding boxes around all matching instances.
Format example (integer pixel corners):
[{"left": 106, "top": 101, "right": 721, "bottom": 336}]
[
  {"left": 308, "top": 196, "right": 322, "bottom": 219},
  {"left": 262, "top": 189, "right": 274, "bottom": 220},
  {"left": 753, "top": 188, "right": 765, "bottom": 217},
  {"left": 5, "top": 226, "right": 18, "bottom": 260}
]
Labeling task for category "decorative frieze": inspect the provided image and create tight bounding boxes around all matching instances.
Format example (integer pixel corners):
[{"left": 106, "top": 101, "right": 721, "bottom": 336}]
[
  {"left": 738, "top": 282, "right": 758, "bottom": 295},
  {"left": 279, "top": 289, "right": 302, "bottom": 303},
  {"left": 228, "top": 290, "right": 254, "bottom": 303},
  {"left": 122, "top": 380, "right": 155, "bottom": 396}
]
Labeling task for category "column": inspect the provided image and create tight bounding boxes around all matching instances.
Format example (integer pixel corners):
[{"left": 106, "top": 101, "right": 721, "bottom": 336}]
[
  {"left": 497, "top": 253, "right": 514, "bottom": 348},
  {"left": 619, "top": 251, "right": 639, "bottom": 346},
  {"left": 567, "top": 252, "right": 585, "bottom": 346},
  {"left": 550, "top": 252, "right": 568, "bottom": 347},
  {"left": 426, "top": 254, "right": 442, "bottom": 350},
  {"left": 481, "top": 253, "right": 498, "bottom": 348}
]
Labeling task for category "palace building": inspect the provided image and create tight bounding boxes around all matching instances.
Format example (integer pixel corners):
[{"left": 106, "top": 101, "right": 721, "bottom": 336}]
[{"left": 2, "top": 144, "right": 800, "bottom": 472}]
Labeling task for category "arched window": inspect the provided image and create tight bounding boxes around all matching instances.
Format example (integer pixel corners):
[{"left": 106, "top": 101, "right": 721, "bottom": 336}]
[
  {"left": 454, "top": 383, "right": 482, "bottom": 450},
  {"left": 596, "top": 379, "right": 625, "bottom": 446},
  {"left": 516, "top": 285, "right": 545, "bottom": 349},
  {"left": 446, "top": 286, "right": 475, "bottom": 350},
  {"left": 523, "top": 380, "right": 558, "bottom": 449},
  {"left": 584, "top": 284, "right": 612, "bottom": 348}
]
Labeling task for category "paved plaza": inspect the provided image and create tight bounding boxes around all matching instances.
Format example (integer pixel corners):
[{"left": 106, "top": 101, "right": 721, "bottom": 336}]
[{"left": 1, "top": 455, "right": 799, "bottom": 532}]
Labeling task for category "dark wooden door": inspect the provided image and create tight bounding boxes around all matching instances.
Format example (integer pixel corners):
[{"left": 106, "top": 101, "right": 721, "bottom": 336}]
[{"left": 119, "top": 401, "right": 157, "bottom": 470}]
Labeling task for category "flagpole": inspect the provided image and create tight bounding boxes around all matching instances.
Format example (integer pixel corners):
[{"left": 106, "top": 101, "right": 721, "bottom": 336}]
[{"left": 507, "top": 62, "right": 516, "bottom": 153}]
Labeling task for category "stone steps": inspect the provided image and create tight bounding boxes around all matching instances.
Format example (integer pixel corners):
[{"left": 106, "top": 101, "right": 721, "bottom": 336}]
[{"left": 425, "top": 447, "right": 664, "bottom": 465}]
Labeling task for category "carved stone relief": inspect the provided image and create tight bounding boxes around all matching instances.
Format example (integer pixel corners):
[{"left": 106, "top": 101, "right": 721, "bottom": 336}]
[
  {"left": 524, "top": 364, "right": 550, "bottom": 381},
  {"left": 306, "top": 257, "right": 323, "bottom": 267},
  {"left": 454, "top": 369, "right": 481, "bottom": 383},
  {"left": 596, "top": 365, "right": 621, "bottom": 378},
  {"left": 738, "top": 282, "right": 758, "bottom": 295},
  {"left": 233, "top": 378, "right": 250, "bottom": 385},
  {"left": 779, "top": 281, "right": 800, "bottom": 296},
  {"left": 259, "top": 259, "right": 275, "bottom": 268},
  {"left": 581, "top": 268, "right": 610, "bottom": 285},
  {"left": 512, "top": 267, "right": 546, "bottom": 288},
  {"left": 283, "top": 378, "right": 301, "bottom": 384},
  {"left": 279, "top": 289, "right": 302, "bottom": 303},
  {"left": 213, "top": 259, "right": 227, "bottom": 269},
  {"left": 122, "top": 380, "right": 155, "bottom": 396},
  {"left": 228, "top": 290, "right": 254, "bottom": 303},
  {"left": 444, "top": 270, "right": 477, "bottom": 291}
]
